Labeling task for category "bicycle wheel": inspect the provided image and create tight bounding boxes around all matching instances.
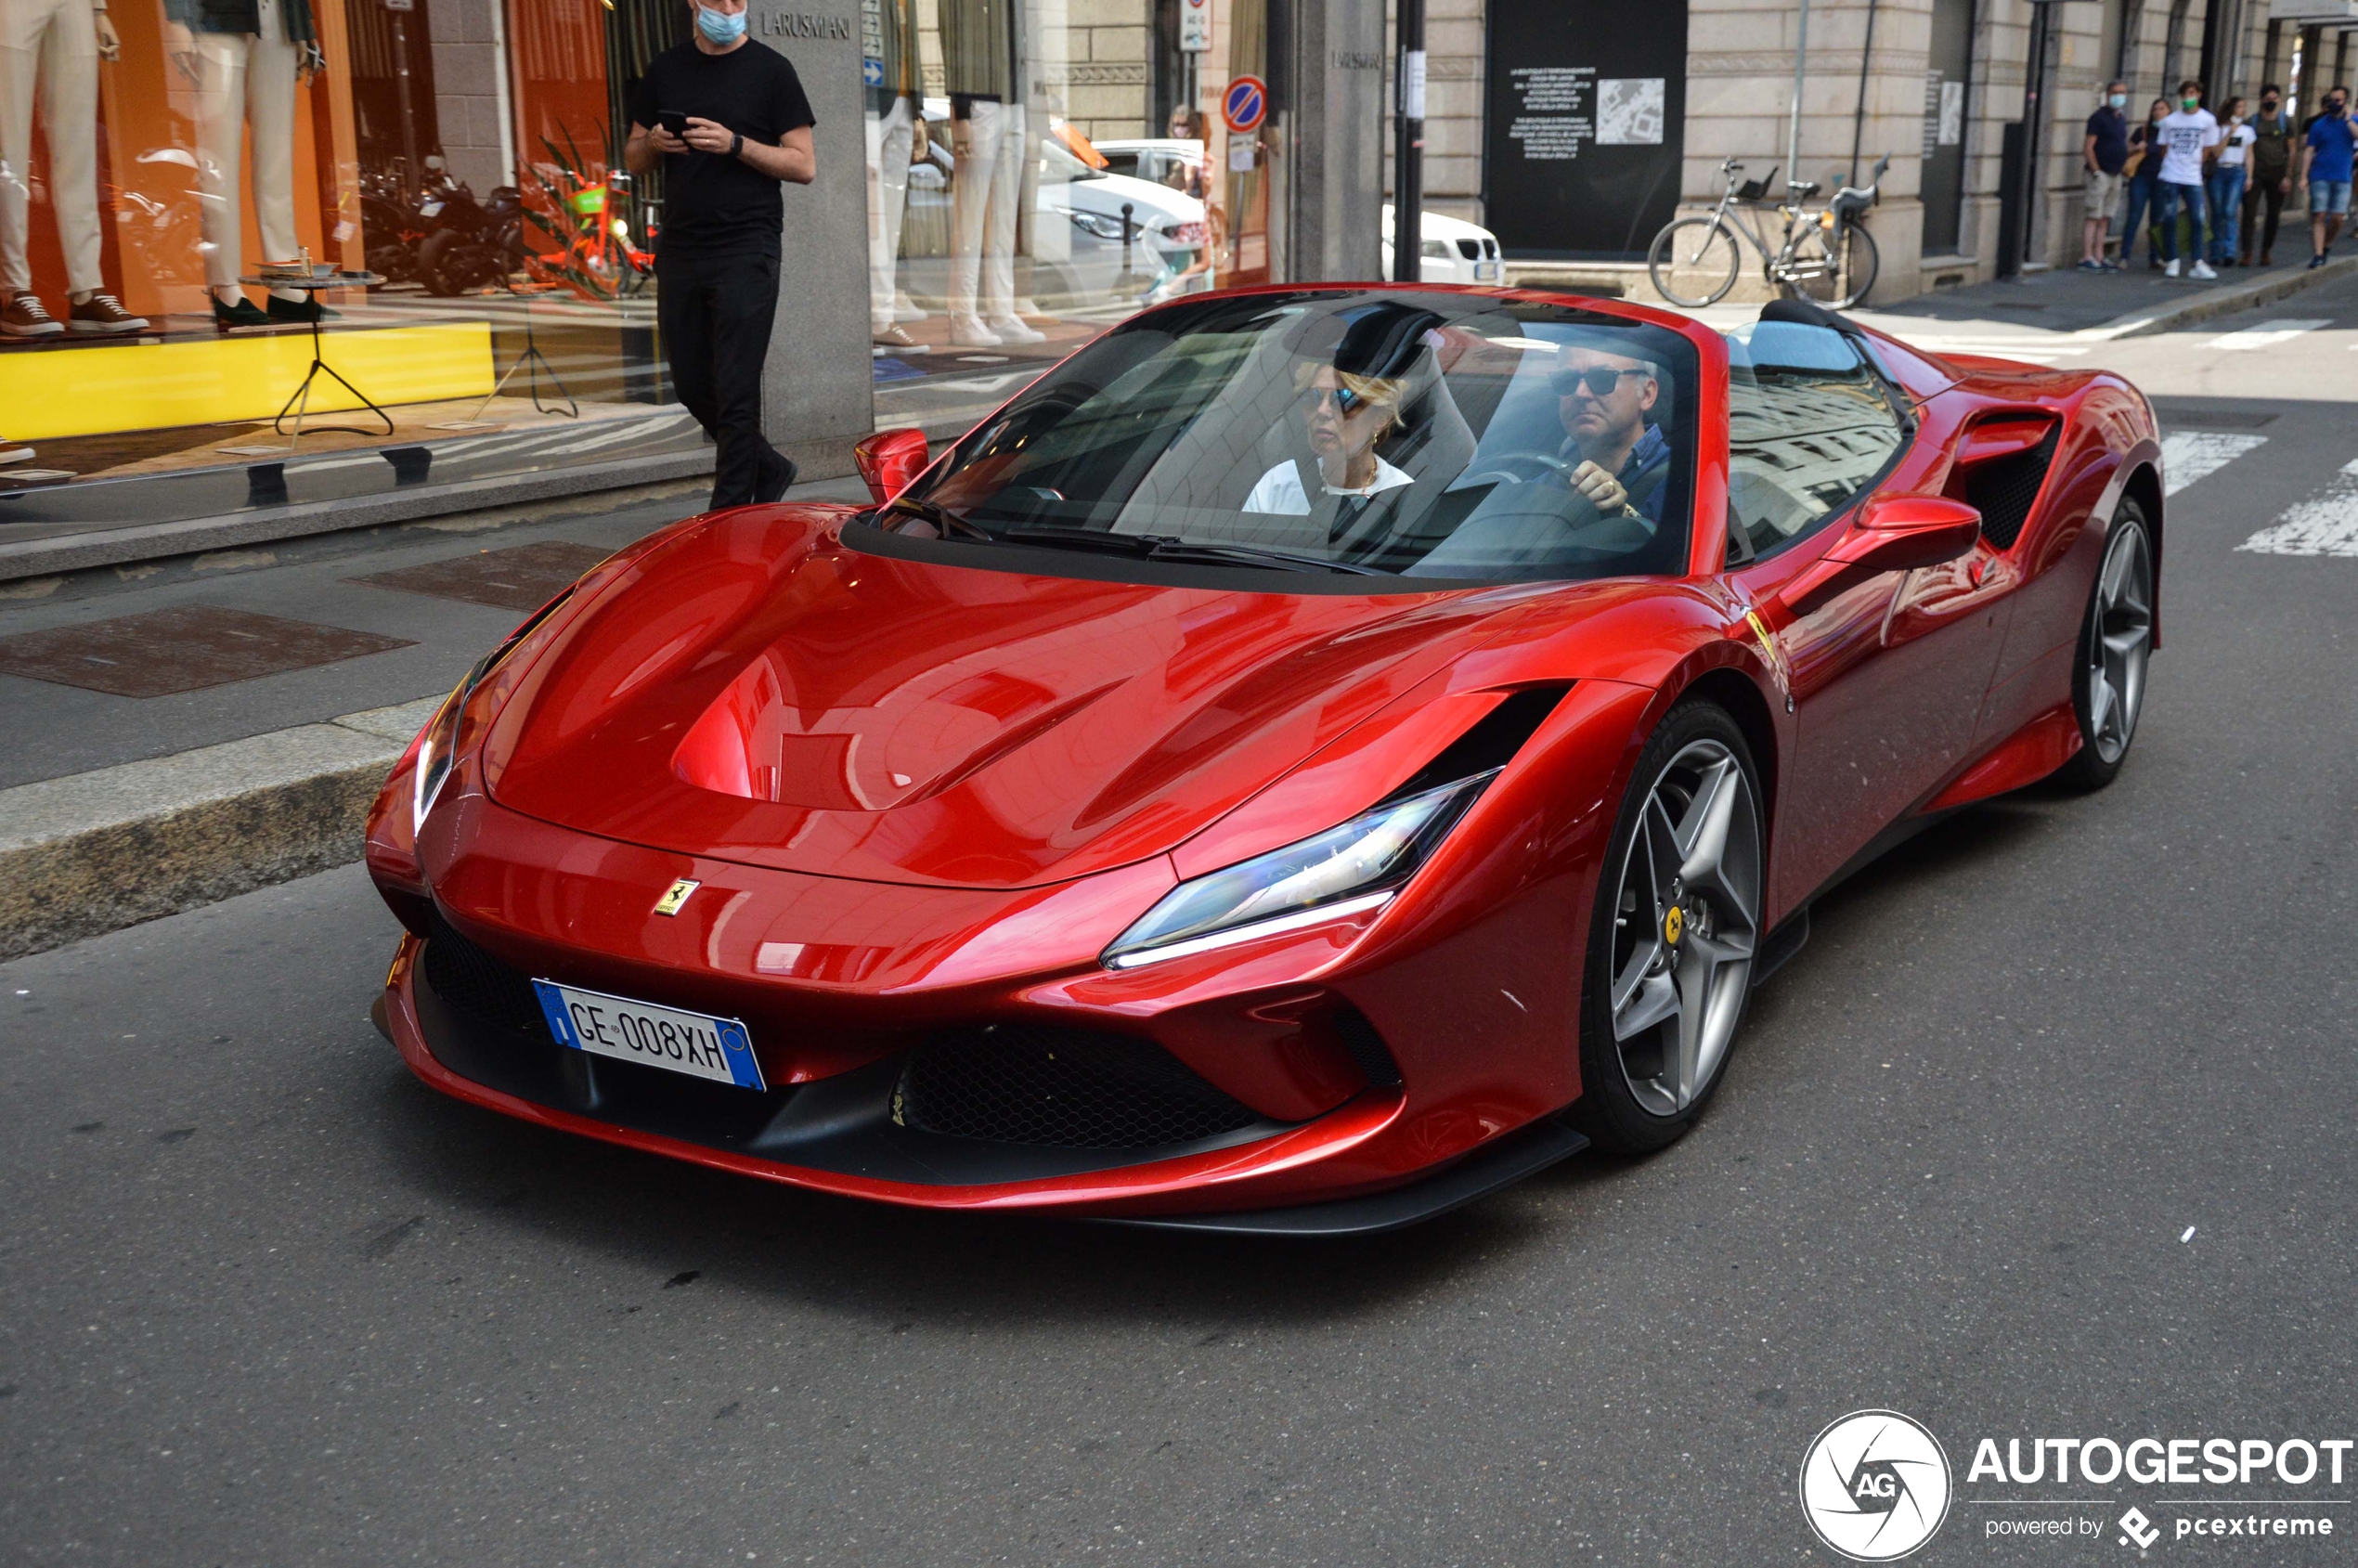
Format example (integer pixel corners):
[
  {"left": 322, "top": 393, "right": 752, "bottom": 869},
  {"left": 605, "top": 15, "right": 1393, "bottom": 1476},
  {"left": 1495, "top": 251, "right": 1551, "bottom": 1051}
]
[
  {"left": 1648, "top": 218, "right": 1742, "bottom": 307},
  {"left": 1784, "top": 223, "right": 1880, "bottom": 308}
]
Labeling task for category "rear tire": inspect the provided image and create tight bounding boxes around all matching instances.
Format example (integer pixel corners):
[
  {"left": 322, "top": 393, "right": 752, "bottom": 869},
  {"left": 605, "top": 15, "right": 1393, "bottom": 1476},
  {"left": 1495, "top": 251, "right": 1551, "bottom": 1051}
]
[
  {"left": 1574, "top": 700, "right": 1766, "bottom": 1155},
  {"left": 1648, "top": 218, "right": 1742, "bottom": 307},
  {"left": 1785, "top": 223, "right": 1880, "bottom": 308},
  {"left": 2054, "top": 499, "right": 2155, "bottom": 791}
]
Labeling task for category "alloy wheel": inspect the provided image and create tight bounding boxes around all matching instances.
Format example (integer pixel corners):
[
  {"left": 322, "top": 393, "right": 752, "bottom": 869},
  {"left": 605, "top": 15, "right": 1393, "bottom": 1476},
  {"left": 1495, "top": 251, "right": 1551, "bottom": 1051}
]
[
  {"left": 2086, "top": 521, "right": 2154, "bottom": 763},
  {"left": 1607, "top": 739, "right": 1764, "bottom": 1117}
]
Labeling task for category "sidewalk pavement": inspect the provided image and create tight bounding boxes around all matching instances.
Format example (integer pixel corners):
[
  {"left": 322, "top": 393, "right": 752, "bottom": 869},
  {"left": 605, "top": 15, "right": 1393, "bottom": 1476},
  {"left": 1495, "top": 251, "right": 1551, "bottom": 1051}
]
[
  {"left": 0, "top": 469, "right": 870, "bottom": 959},
  {"left": 1857, "top": 254, "right": 2358, "bottom": 341}
]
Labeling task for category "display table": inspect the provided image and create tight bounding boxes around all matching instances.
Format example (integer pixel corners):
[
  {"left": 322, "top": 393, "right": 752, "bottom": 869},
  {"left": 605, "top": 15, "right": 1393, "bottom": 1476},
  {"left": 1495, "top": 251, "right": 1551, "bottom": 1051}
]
[{"left": 237, "top": 272, "right": 391, "bottom": 447}]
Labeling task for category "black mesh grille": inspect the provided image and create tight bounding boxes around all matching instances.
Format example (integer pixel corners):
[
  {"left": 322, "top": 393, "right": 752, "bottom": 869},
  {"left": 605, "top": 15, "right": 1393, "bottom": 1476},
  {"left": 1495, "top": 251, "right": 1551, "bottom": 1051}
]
[
  {"left": 894, "top": 1026, "right": 1263, "bottom": 1150},
  {"left": 422, "top": 908, "right": 548, "bottom": 1037},
  {"left": 1964, "top": 426, "right": 2059, "bottom": 551},
  {"left": 1332, "top": 1007, "right": 1403, "bottom": 1089}
]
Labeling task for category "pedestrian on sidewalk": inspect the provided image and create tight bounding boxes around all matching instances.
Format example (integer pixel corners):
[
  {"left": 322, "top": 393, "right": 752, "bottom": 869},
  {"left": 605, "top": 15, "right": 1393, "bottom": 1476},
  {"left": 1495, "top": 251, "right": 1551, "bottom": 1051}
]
[
  {"left": 2243, "top": 84, "right": 2297, "bottom": 266},
  {"left": 623, "top": 0, "right": 818, "bottom": 510},
  {"left": 2081, "top": 82, "right": 2132, "bottom": 270},
  {"left": 2300, "top": 84, "right": 2353, "bottom": 269},
  {"left": 2208, "top": 97, "right": 2253, "bottom": 266},
  {"left": 2123, "top": 98, "right": 2170, "bottom": 269},
  {"left": 2153, "top": 80, "right": 2222, "bottom": 279}
]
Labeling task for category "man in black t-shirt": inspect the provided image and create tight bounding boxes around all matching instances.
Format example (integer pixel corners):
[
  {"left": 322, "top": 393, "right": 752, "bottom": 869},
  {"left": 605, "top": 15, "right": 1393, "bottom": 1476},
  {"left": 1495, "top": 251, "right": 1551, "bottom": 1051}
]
[{"left": 625, "top": 0, "right": 816, "bottom": 509}]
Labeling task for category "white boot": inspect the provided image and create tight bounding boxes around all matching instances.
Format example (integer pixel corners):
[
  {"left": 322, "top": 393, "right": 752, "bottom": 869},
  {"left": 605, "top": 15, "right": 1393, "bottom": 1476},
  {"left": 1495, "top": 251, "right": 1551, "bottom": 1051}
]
[{"left": 948, "top": 314, "right": 1003, "bottom": 348}]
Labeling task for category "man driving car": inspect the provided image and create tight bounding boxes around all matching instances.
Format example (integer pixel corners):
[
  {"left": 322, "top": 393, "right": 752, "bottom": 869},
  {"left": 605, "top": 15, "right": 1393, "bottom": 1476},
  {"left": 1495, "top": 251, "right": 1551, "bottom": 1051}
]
[{"left": 1550, "top": 344, "right": 1671, "bottom": 525}]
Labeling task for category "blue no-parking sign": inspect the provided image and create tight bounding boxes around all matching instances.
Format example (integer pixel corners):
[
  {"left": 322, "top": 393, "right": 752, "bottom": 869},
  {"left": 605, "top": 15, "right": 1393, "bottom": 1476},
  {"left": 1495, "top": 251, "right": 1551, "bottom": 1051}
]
[{"left": 1222, "top": 75, "right": 1267, "bottom": 135}]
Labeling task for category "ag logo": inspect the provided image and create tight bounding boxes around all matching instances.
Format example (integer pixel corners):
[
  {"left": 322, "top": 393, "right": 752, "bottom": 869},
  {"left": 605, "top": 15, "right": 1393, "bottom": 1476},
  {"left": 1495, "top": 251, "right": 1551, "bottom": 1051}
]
[{"left": 1798, "top": 1409, "right": 1953, "bottom": 1561}]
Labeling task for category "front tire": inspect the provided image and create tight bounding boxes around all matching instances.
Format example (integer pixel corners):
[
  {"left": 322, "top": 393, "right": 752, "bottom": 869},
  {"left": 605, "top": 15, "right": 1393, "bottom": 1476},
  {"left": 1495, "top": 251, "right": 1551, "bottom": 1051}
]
[
  {"left": 1574, "top": 701, "right": 1766, "bottom": 1154},
  {"left": 2054, "top": 499, "right": 2155, "bottom": 791},
  {"left": 1648, "top": 218, "right": 1742, "bottom": 307}
]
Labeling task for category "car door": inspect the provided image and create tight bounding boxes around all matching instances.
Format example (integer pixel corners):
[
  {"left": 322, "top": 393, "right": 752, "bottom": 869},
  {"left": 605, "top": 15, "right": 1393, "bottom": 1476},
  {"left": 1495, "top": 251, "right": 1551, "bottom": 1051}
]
[{"left": 1717, "top": 321, "right": 2009, "bottom": 914}]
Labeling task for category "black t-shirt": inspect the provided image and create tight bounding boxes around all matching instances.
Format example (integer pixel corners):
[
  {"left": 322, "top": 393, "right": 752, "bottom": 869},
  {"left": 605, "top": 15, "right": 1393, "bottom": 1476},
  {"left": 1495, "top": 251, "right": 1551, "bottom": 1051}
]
[
  {"left": 628, "top": 40, "right": 815, "bottom": 255},
  {"left": 2085, "top": 107, "right": 2129, "bottom": 174}
]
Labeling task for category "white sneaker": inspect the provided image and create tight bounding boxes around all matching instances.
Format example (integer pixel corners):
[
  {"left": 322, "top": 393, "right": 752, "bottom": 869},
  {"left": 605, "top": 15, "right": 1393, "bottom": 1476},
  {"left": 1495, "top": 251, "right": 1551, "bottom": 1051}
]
[
  {"left": 2165, "top": 257, "right": 2182, "bottom": 278},
  {"left": 948, "top": 314, "right": 1002, "bottom": 348},
  {"left": 984, "top": 315, "right": 1046, "bottom": 344},
  {"left": 2190, "top": 260, "right": 2218, "bottom": 279}
]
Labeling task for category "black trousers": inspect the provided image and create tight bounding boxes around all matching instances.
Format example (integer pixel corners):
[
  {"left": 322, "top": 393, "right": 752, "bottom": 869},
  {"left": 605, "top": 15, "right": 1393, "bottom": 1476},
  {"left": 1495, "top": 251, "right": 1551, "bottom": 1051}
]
[
  {"left": 656, "top": 246, "right": 784, "bottom": 509},
  {"left": 2242, "top": 178, "right": 2287, "bottom": 256}
]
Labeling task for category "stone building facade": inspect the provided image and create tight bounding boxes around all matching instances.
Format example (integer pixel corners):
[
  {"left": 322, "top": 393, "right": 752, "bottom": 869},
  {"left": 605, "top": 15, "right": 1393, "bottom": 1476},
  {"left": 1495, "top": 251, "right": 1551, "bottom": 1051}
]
[{"left": 1385, "top": 0, "right": 2325, "bottom": 303}]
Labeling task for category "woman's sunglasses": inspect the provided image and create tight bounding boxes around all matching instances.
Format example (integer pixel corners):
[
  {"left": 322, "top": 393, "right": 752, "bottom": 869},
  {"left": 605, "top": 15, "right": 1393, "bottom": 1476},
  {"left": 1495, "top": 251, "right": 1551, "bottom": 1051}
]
[
  {"left": 1300, "top": 384, "right": 1372, "bottom": 417},
  {"left": 1551, "top": 367, "right": 1645, "bottom": 397}
]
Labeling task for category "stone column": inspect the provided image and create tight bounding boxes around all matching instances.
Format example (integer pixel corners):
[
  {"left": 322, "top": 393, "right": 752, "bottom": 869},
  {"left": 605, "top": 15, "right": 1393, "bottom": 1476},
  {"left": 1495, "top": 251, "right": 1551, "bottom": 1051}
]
[
  {"left": 1285, "top": 0, "right": 1388, "bottom": 281},
  {"left": 751, "top": 6, "right": 876, "bottom": 478},
  {"left": 428, "top": 0, "right": 512, "bottom": 195}
]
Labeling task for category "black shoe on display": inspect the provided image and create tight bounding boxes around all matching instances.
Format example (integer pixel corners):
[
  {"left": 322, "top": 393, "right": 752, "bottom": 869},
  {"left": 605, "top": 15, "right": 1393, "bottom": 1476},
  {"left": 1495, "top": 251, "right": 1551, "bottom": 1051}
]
[
  {"left": 754, "top": 449, "right": 797, "bottom": 505},
  {"left": 266, "top": 293, "right": 338, "bottom": 324},
  {"left": 212, "top": 295, "right": 271, "bottom": 329}
]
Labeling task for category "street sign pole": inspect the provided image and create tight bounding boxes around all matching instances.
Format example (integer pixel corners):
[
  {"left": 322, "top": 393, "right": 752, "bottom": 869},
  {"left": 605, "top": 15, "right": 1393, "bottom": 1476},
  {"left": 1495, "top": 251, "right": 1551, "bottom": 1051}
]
[{"left": 1393, "top": 0, "right": 1425, "bottom": 281}]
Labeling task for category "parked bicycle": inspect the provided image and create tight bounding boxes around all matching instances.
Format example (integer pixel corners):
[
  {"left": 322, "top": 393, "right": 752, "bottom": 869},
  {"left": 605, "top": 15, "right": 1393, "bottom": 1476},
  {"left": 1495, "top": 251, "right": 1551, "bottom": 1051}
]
[{"left": 1647, "top": 154, "right": 1888, "bottom": 309}]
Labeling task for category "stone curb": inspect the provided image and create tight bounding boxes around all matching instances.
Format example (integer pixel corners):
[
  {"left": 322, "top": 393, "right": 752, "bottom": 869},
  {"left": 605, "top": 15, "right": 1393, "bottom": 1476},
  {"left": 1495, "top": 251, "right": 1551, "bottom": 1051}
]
[
  {"left": 2079, "top": 254, "right": 2358, "bottom": 340},
  {"left": 0, "top": 697, "right": 439, "bottom": 961}
]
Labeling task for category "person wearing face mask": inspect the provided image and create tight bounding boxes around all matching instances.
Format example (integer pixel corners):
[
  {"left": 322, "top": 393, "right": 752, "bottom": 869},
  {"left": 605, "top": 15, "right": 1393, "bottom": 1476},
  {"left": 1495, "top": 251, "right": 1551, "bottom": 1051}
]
[
  {"left": 624, "top": 0, "right": 818, "bottom": 510},
  {"left": 2153, "top": 79, "right": 2221, "bottom": 279},
  {"left": 2122, "top": 98, "right": 2171, "bottom": 270},
  {"left": 2081, "top": 81, "right": 2132, "bottom": 270},
  {"left": 2300, "top": 84, "right": 2354, "bottom": 268},
  {"left": 2243, "top": 84, "right": 2296, "bottom": 266},
  {"left": 2209, "top": 97, "right": 2253, "bottom": 266}
]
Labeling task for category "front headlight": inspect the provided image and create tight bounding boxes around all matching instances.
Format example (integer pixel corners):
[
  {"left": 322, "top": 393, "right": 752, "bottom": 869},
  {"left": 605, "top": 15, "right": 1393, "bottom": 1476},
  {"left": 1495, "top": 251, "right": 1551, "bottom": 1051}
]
[{"left": 1101, "top": 771, "right": 1497, "bottom": 970}]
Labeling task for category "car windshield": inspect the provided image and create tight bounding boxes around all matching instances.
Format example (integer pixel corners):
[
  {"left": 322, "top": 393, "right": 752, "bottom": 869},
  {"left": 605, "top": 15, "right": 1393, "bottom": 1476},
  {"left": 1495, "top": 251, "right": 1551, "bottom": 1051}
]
[{"left": 885, "top": 291, "right": 1699, "bottom": 582}]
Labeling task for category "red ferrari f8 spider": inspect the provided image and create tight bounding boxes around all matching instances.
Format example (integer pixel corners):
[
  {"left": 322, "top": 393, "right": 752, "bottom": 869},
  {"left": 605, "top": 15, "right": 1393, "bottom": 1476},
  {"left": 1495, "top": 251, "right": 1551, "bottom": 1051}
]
[{"left": 366, "top": 287, "right": 2162, "bottom": 1235}]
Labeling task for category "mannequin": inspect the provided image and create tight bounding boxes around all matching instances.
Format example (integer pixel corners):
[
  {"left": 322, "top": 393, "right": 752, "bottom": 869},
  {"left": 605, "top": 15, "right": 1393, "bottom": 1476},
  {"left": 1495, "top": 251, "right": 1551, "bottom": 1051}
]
[
  {"left": 862, "top": 0, "right": 925, "bottom": 348},
  {"left": 0, "top": 0, "right": 149, "bottom": 334},
  {"left": 939, "top": 0, "right": 1039, "bottom": 346},
  {"left": 165, "top": 0, "right": 325, "bottom": 328}
]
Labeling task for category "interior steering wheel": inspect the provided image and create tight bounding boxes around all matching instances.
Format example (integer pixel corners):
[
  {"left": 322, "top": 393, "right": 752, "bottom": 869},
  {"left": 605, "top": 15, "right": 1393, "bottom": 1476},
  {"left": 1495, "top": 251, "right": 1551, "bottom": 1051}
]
[{"left": 1459, "top": 451, "right": 1575, "bottom": 487}]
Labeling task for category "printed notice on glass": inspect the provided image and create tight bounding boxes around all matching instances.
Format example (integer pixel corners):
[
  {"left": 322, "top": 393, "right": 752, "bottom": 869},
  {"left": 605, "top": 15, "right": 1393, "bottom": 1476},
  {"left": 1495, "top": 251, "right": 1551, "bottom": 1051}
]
[{"left": 1509, "top": 67, "right": 1594, "bottom": 162}]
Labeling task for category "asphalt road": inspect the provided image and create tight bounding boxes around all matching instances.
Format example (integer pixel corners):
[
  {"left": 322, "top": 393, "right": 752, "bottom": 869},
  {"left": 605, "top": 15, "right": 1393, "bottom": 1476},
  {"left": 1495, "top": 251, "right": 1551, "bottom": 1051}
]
[{"left": 6, "top": 286, "right": 2358, "bottom": 1565}]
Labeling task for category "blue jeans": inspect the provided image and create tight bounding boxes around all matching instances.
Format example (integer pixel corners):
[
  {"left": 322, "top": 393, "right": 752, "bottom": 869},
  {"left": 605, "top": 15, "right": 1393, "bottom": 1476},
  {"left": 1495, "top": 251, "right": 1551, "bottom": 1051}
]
[
  {"left": 2206, "top": 166, "right": 2247, "bottom": 260},
  {"left": 2154, "top": 181, "right": 2209, "bottom": 262},
  {"left": 2123, "top": 176, "right": 2162, "bottom": 262}
]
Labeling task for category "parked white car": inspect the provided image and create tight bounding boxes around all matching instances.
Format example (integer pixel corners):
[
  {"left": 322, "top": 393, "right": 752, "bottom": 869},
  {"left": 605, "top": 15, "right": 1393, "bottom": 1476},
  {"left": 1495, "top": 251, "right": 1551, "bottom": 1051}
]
[{"left": 1095, "top": 139, "right": 1505, "bottom": 284}]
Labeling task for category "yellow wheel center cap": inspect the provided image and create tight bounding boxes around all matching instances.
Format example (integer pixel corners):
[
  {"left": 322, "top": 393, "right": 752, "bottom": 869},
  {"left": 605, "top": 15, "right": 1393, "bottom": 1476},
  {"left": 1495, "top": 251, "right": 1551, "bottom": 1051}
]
[{"left": 1664, "top": 904, "right": 1685, "bottom": 945}]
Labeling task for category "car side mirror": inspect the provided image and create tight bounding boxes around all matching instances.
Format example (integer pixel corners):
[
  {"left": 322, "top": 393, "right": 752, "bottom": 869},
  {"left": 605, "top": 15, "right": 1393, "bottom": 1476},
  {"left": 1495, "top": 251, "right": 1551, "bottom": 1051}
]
[
  {"left": 853, "top": 428, "right": 930, "bottom": 505},
  {"left": 1778, "top": 496, "right": 1982, "bottom": 616}
]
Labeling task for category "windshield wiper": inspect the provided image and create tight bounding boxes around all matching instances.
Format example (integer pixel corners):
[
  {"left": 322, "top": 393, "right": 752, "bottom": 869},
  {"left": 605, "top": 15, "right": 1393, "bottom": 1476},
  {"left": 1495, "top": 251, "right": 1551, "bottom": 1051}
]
[
  {"left": 879, "top": 497, "right": 997, "bottom": 542},
  {"left": 996, "top": 526, "right": 1386, "bottom": 577},
  {"left": 1141, "top": 539, "right": 1388, "bottom": 577}
]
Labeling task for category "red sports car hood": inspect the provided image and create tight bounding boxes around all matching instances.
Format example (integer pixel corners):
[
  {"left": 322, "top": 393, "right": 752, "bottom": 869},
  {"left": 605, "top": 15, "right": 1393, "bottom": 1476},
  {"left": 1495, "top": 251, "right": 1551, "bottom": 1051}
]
[{"left": 483, "top": 510, "right": 1512, "bottom": 889}]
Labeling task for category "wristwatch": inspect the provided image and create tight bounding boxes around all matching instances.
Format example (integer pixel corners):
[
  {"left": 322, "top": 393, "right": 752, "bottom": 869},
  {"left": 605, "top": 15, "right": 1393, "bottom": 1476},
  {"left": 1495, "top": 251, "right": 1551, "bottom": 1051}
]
[{"left": 730, "top": 132, "right": 744, "bottom": 159}]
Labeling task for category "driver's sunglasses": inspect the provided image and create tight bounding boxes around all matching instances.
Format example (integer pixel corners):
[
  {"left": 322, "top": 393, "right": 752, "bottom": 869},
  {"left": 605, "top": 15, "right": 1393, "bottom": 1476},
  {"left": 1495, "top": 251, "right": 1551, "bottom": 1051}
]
[
  {"left": 1300, "top": 384, "right": 1369, "bottom": 417},
  {"left": 1552, "top": 367, "right": 1642, "bottom": 397}
]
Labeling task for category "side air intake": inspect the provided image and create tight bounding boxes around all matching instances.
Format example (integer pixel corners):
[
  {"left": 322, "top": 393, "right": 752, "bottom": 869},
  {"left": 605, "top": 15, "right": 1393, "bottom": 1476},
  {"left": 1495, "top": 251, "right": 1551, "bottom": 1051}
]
[{"left": 1960, "top": 424, "right": 2059, "bottom": 551}]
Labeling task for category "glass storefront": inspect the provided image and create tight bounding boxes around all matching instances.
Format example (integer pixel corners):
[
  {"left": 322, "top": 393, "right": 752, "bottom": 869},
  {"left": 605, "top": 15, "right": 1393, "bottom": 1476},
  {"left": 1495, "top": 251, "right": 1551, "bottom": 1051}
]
[
  {"left": 862, "top": 0, "right": 1273, "bottom": 404},
  {"left": 0, "top": 0, "right": 1279, "bottom": 523}
]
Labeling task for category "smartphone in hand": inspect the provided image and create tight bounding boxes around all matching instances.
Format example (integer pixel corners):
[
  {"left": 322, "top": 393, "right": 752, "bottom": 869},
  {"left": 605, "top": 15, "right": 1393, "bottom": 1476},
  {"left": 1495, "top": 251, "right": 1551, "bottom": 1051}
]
[{"left": 658, "top": 110, "right": 690, "bottom": 139}]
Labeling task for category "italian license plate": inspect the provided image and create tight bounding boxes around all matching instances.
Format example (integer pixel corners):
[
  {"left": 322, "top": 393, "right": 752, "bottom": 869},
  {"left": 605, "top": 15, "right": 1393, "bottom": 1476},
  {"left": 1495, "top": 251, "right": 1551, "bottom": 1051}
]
[
  {"left": 531, "top": 979, "right": 766, "bottom": 1090},
  {"left": 1474, "top": 260, "right": 1503, "bottom": 282}
]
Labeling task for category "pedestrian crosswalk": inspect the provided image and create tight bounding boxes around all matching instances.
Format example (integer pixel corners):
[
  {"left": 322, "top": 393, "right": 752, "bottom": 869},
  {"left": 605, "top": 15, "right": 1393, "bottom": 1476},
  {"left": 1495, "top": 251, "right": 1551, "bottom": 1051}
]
[
  {"left": 2202, "top": 318, "right": 2333, "bottom": 351},
  {"left": 2238, "top": 459, "right": 2358, "bottom": 557},
  {"left": 2160, "top": 432, "right": 2268, "bottom": 496}
]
